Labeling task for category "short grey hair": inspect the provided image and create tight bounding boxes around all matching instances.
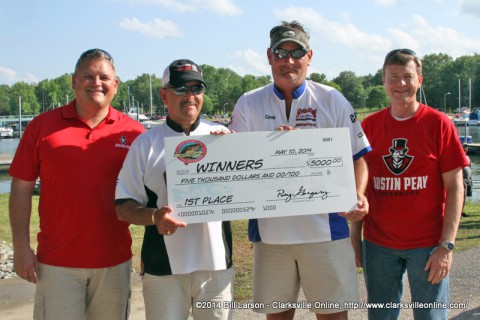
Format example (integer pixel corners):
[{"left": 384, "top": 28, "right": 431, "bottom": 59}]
[{"left": 74, "top": 48, "right": 116, "bottom": 76}]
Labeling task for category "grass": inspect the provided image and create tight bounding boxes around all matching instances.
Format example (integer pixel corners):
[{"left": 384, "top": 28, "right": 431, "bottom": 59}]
[{"left": 1, "top": 194, "right": 478, "bottom": 300}]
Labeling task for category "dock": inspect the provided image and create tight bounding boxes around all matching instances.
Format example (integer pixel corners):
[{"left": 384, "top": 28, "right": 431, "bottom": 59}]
[
  {"left": 466, "top": 143, "right": 480, "bottom": 155},
  {"left": 0, "top": 159, "right": 12, "bottom": 172}
]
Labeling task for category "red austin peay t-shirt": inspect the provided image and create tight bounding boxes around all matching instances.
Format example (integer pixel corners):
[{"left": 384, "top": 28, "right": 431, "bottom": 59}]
[{"left": 361, "top": 104, "right": 469, "bottom": 250}]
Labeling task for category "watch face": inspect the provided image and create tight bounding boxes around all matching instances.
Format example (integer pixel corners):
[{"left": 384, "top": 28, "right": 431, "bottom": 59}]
[{"left": 441, "top": 242, "right": 455, "bottom": 251}]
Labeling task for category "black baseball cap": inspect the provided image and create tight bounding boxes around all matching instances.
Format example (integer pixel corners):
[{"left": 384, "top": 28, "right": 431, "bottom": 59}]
[{"left": 162, "top": 59, "right": 206, "bottom": 88}]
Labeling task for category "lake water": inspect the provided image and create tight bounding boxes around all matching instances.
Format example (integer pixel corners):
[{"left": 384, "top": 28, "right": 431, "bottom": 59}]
[{"left": 1, "top": 127, "right": 480, "bottom": 200}]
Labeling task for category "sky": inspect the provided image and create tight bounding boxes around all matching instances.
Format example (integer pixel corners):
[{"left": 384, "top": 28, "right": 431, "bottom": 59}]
[{"left": 1, "top": 0, "right": 480, "bottom": 85}]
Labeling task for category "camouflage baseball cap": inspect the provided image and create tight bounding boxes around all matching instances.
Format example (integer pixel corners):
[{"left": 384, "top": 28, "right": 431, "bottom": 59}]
[{"left": 270, "top": 26, "right": 310, "bottom": 50}]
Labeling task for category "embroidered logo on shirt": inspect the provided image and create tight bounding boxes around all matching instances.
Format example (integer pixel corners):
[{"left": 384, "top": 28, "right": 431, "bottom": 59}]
[
  {"left": 383, "top": 138, "right": 414, "bottom": 175},
  {"left": 295, "top": 108, "right": 318, "bottom": 128},
  {"left": 115, "top": 135, "right": 130, "bottom": 149}
]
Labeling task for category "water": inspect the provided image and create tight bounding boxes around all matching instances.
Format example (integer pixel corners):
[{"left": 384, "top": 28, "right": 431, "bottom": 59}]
[
  {"left": 0, "top": 174, "right": 9, "bottom": 193},
  {"left": 1, "top": 128, "right": 480, "bottom": 200},
  {"left": 0, "top": 138, "right": 19, "bottom": 193}
]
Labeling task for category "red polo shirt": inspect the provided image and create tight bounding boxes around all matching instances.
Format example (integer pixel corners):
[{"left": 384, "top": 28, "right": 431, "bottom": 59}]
[{"left": 9, "top": 101, "right": 145, "bottom": 268}]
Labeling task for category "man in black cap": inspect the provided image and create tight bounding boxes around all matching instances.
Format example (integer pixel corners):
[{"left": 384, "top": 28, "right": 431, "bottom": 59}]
[{"left": 115, "top": 59, "right": 234, "bottom": 320}]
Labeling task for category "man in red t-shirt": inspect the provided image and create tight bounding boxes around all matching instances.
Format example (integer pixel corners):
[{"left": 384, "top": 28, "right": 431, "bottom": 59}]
[
  {"left": 351, "top": 49, "right": 468, "bottom": 320},
  {"left": 9, "top": 49, "right": 144, "bottom": 319}
]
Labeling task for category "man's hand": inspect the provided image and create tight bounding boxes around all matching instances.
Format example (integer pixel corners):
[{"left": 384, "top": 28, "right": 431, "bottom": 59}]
[
  {"left": 275, "top": 125, "right": 297, "bottom": 131},
  {"left": 339, "top": 194, "right": 368, "bottom": 222},
  {"left": 13, "top": 246, "right": 39, "bottom": 283},
  {"left": 424, "top": 247, "right": 452, "bottom": 284},
  {"left": 153, "top": 206, "right": 187, "bottom": 236}
]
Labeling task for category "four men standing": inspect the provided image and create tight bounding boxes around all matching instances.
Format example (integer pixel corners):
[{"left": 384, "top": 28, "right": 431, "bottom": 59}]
[{"left": 7, "top": 22, "right": 470, "bottom": 320}]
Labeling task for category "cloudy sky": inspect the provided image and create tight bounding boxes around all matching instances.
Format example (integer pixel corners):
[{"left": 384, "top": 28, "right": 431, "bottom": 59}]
[{"left": 1, "top": 0, "right": 480, "bottom": 85}]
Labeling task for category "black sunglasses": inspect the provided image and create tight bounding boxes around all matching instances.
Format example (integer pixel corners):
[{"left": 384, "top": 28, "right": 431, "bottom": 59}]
[
  {"left": 168, "top": 84, "right": 205, "bottom": 96},
  {"left": 272, "top": 48, "right": 308, "bottom": 60},
  {"left": 79, "top": 48, "right": 114, "bottom": 61},
  {"left": 385, "top": 48, "right": 417, "bottom": 60}
]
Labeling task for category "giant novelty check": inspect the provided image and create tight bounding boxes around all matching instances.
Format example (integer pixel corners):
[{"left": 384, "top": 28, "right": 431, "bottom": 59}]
[{"left": 164, "top": 128, "right": 357, "bottom": 223}]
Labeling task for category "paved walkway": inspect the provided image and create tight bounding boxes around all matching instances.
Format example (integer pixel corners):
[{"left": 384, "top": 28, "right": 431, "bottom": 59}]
[{"left": 0, "top": 248, "right": 479, "bottom": 319}]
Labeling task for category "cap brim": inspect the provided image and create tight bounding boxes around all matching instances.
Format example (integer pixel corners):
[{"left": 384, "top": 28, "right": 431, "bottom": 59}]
[
  {"left": 170, "top": 75, "right": 206, "bottom": 88},
  {"left": 271, "top": 39, "right": 308, "bottom": 50}
]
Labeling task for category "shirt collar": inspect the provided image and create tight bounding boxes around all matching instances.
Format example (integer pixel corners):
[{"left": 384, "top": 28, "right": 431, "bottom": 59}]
[
  {"left": 273, "top": 81, "right": 307, "bottom": 100},
  {"left": 62, "top": 99, "right": 117, "bottom": 123},
  {"left": 166, "top": 116, "right": 200, "bottom": 134}
]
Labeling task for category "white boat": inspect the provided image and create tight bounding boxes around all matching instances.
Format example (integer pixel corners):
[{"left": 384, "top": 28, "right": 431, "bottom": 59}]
[
  {"left": 467, "top": 111, "right": 479, "bottom": 126},
  {"left": 453, "top": 113, "right": 469, "bottom": 126},
  {"left": 127, "top": 110, "right": 150, "bottom": 122},
  {"left": 126, "top": 108, "right": 162, "bottom": 129},
  {"left": 0, "top": 126, "right": 13, "bottom": 138}
]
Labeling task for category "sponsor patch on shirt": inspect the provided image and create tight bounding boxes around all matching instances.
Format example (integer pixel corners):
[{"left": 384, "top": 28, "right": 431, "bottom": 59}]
[
  {"left": 115, "top": 135, "right": 130, "bottom": 149},
  {"left": 295, "top": 107, "right": 318, "bottom": 128}
]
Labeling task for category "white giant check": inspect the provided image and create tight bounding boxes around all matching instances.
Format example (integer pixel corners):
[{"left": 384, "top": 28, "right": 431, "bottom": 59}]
[{"left": 164, "top": 128, "right": 357, "bottom": 223}]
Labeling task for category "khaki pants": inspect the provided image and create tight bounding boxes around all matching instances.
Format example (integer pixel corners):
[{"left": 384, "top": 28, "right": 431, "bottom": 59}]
[
  {"left": 143, "top": 268, "right": 234, "bottom": 320},
  {"left": 253, "top": 239, "right": 358, "bottom": 314},
  {"left": 34, "top": 260, "right": 131, "bottom": 320}
]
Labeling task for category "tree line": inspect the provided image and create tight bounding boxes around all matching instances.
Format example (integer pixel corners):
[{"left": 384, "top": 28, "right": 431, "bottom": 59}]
[{"left": 1, "top": 53, "right": 479, "bottom": 118}]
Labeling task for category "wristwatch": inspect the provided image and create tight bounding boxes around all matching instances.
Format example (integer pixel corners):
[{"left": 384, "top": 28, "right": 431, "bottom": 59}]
[{"left": 439, "top": 241, "right": 455, "bottom": 252}]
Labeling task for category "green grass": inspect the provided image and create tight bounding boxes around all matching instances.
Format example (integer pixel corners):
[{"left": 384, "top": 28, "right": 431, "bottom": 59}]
[
  {"left": 0, "top": 194, "right": 40, "bottom": 243},
  {"left": 1, "top": 194, "right": 478, "bottom": 300}
]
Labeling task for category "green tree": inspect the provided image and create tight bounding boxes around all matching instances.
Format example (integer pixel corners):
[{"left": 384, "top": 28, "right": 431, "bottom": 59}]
[
  {"left": 366, "top": 85, "right": 389, "bottom": 109},
  {"left": 309, "top": 73, "right": 328, "bottom": 83},
  {"left": 35, "top": 80, "right": 52, "bottom": 113},
  {"left": 202, "top": 66, "right": 243, "bottom": 114},
  {"left": 333, "top": 71, "right": 365, "bottom": 107},
  {"left": 360, "top": 69, "right": 383, "bottom": 88},
  {"left": 39, "top": 79, "right": 62, "bottom": 110},
  {"left": 443, "top": 54, "right": 480, "bottom": 111},
  {"left": 0, "top": 85, "right": 11, "bottom": 115},
  {"left": 118, "top": 74, "right": 162, "bottom": 116},
  {"left": 53, "top": 73, "right": 74, "bottom": 106},
  {"left": 421, "top": 53, "right": 453, "bottom": 109},
  {"left": 10, "top": 82, "right": 40, "bottom": 114},
  {"left": 202, "top": 94, "right": 214, "bottom": 115},
  {"left": 325, "top": 81, "right": 342, "bottom": 92}
]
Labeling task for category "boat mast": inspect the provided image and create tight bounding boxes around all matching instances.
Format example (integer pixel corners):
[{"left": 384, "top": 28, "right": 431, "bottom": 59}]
[
  {"left": 458, "top": 79, "right": 461, "bottom": 112},
  {"left": 149, "top": 74, "right": 153, "bottom": 119}
]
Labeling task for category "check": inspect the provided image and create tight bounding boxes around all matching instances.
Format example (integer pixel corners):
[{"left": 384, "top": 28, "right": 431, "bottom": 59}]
[{"left": 164, "top": 128, "right": 357, "bottom": 223}]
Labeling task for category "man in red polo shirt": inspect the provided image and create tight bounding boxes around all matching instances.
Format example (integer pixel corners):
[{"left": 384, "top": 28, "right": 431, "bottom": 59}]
[{"left": 9, "top": 49, "right": 145, "bottom": 319}]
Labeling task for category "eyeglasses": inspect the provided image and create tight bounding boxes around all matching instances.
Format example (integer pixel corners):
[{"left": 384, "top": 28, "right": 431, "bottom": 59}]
[
  {"left": 271, "top": 48, "right": 308, "bottom": 59},
  {"left": 168, "top": 84, "right": 205, "bottom": 95},
  {"left": 385, "top": 49, "right": 417, "bottom": 60}
]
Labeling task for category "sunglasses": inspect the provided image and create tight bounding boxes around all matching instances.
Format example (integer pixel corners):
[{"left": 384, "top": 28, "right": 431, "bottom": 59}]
[
  {"left": 385, "top": 48, "right": 417, "bottom": 60},
  {"left": 272, "top": 48, "right": 308, "bottom": 59},
  {"left": 79, "top": 48, "right": 114, "bottom": 61},
  {"left": 168, "top": 84, "right": 205, "bottom": 95}
]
